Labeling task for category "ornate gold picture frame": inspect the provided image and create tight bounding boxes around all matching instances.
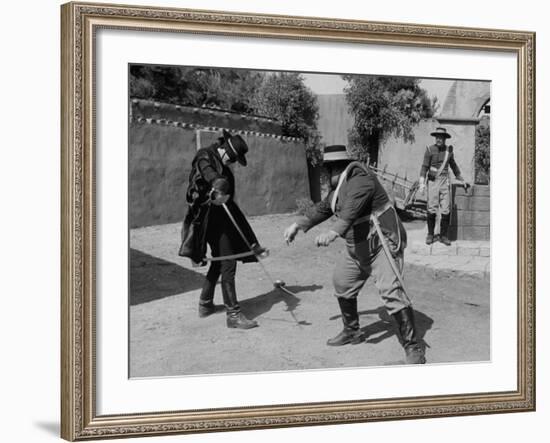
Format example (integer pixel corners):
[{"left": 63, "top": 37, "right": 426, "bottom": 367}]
[{"left": 61, "top": 1, "right": 535, "bottom": 440}]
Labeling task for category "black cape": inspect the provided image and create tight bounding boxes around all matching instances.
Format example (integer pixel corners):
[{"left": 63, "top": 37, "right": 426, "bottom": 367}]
[{"left": 178, "top": 144, "right": 259, "bottom": 265}]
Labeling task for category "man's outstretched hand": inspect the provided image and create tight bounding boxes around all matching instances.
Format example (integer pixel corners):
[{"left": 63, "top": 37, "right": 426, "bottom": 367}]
[
  {"left": 315, "top": 230, "right": 339, "bottom": 247},
  {"left": 284, "top": 223, "right": 300, "bottom": 245}
]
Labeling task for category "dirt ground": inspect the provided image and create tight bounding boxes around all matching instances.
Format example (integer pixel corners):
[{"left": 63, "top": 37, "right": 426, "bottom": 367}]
[{"left": 129, "top": 214, "right": 490, "bottom": 378}]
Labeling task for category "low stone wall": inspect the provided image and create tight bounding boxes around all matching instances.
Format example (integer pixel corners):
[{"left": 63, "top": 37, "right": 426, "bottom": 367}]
[{"left": 449, "top": 185, "right": 490, "bottom": 241}]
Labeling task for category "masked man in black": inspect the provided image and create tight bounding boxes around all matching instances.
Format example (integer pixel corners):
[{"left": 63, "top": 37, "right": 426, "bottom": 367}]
[{"left": 179, "top": 130, "right": 266, "bottom": 329}]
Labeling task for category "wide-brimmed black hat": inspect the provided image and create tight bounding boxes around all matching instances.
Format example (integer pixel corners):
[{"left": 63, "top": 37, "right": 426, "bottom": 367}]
[
  {"left": 430, "top": 127, "right": 451, "bottom": 139},
  {"left": 323, "top": 145, "right": 352, "bottom": 163},
  {"left": 222, "top": 129, "right": 248, "bottom": 166}
]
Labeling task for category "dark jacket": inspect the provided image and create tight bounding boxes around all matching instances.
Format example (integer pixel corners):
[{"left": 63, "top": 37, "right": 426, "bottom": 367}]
[
  {"left": 420, "top": 144, "right": 463, "bottom": 181},
  {"left": 296, "top": 162, "right": 406, "bottom": 255},
  {"left": 178, "top": 142, "right": 258, "bottom": 265}
]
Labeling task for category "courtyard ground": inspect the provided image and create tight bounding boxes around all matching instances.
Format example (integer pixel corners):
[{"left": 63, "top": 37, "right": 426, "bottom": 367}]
[{"left": 129, "top": 213, "right": 490, "bottom": 377}]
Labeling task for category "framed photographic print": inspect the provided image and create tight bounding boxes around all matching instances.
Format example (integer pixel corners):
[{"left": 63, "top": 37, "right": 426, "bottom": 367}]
[{"left": 61, "top": 1, "right": 536, "bottom": 440}]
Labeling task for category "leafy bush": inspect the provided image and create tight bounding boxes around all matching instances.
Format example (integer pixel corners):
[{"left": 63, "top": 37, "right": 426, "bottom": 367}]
[
  {"left": 475, "top": 121, "right": 490, "bottom": 184},
  {"left": 130, "top": 76, "right": 156, "bottom": 99},
  {"left": 130, "top": 66, "right": 324, "bottom": 166},
  {"left": 343, "top": 76, "right": 436, "bottom": 165},
  {"left": 252, "top": 73, "right": 323, "bottom": 166},
  {"left": 129, "top": 65, "right": 265, "bottom": 113}
]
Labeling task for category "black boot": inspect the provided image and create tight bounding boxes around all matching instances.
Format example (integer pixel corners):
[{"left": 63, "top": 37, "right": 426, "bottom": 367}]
[
  {"left": 439, "top": 214, "right": 451, "bottom": 245},
  {"left": 222, "top": 281, "right": 258, "bottom": 329},
  {"left": 327, "top": 298, "right": 364, "bottom": 346},
  {"left": 198, "top": 280, "right": 223, "bottom": 318},
  {"left": 391, "top": 307, "right": 426, "bottom": 364},
  {"left": 426, "top": 213, "right": 436, "bottom": 245},
  {"left": 199, "top": 263, "right": 222, "bottom": 318}
]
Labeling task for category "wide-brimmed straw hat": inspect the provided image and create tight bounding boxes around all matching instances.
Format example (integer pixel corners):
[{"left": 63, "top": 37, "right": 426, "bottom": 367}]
[
  {"left": 323, "top": 145, "right": 352, "bottom": 163},
  {"left": 430, "top": 127, "right": 451, "bottom": 139}
]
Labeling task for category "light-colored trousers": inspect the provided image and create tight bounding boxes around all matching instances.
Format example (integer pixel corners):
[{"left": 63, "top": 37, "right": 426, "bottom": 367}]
[
  {"left": 332, "top": 240, "right": 410, "bottom": 315},
  {"left": 427, "top": 174, "right": 451, "bottom": 215}
]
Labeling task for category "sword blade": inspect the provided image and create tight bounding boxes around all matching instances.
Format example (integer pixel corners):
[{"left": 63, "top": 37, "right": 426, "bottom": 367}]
[
  {"left": 204, "top": 250, "right": 257, "bottom": 261},
  {"left": 221, "top": 203, "right": 254, "bottom": 250},
  {"left": 220, "top": 204, "right": 302, "bottom": 325},
  {"left": 371, "top": 215, "right": 412, "bottom": 305},
  {"left": 220, "top": 203, "right": 276, "bottom": 285}
]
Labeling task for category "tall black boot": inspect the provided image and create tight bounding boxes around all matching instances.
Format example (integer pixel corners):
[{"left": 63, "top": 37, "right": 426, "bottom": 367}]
[
  {"left": 198, "top": 279, "right": 219, "bottom": 318},
  {"left": 198, "top": 263, "right": 221, "bottom": 318},
  {"left": 221, "top": 281, "right": 258, "bottom": 329},
  {"left": 426, "top": 213, "right": 437, "bottom": 245},
  {"left": 327, "top": 298, "right": 364, "bottom": 346},
  {"left": 439, "top": 214, "right": 451, "bottom": 246},
  {"left": 391, "top": 306, "right": 426, "bottom": 364}
]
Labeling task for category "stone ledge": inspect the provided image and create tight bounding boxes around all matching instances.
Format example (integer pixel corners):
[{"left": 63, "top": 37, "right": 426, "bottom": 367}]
[
  {"left": 409, "top": 239, "right": 490, "bottom": 258},
  {"left": 407, "top": 255, "right": 490, "bottom": 280},
  {"left": 403, "top": 223, "right": 490, "bottom": 278}
]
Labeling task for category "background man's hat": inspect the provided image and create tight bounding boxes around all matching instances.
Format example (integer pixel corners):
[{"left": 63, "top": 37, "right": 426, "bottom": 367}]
[
  {"left": 430, "top": 127, "right": 451, "bottom": 139},
  {"left": 222, "top": 129, "right": 248, "bottom": 166},
  {"left": 323, "top": 145, "right": 352, "bottom": 163}
]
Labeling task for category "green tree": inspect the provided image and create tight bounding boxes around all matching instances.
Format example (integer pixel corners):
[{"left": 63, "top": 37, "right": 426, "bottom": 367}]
[
  {"left": 253, "top": 73, "right": 322, "bottom": 165},
  {"left": 343, "top": 75, "right": 436, "bottom": 165}
]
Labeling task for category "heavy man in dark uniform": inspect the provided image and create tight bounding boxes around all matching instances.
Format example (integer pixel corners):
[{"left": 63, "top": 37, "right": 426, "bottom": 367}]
[
  {"left": 418, "top": 127, "right": 468, "bottom": 245},
  {"left": 179, "top": 130, "right": 265, "bottom": 329},
  {"left": 283, "top": 145, "right": 426, "bottom": 364}
]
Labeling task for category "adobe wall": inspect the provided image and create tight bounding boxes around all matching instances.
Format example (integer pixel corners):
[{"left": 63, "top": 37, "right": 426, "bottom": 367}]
[
  {"left": 440, "top": 81, "right": 490, "bottom": 118},
  {"left": 316, "top": 94, "right": 354, "bottom": 146},
  {"left": 129, "top": 124, "right": 193, "bottom": 228},
  {"left": 198, "top": 131, "right": 310, "bottom": 216},
  {"left": 129, "top": 101, "right": 309, "bottom": 228}
]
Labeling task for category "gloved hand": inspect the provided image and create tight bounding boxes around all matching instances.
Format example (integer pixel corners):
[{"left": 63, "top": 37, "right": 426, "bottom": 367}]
[
  {"left": 209, "top": 189, "right": 229, "bottom": 206},
  {"left": 209, "top": 178, "right": 230, "bottom": 205},
  {"left": 251, "top": 243, "right": 270, "bottom": 259}
]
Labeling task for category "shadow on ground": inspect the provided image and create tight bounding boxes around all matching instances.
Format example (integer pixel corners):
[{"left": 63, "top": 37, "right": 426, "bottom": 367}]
[
  {"left": 130, "top": 248, "right": 204, "bottom": 305},
  {"left": 240, "top": 284, "right": 323, "bottom": 324},
  {"left": 330, "top": 306, "right": 433, "bottom": 349}
]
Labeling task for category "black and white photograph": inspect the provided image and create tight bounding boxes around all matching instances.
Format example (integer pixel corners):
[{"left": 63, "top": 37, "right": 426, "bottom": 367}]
[
  {"left": 128, "top": 65, "right": 491, "bottom": 377},
  {"left": 2, "top": 0, "right": 547, "bottom": 441}
]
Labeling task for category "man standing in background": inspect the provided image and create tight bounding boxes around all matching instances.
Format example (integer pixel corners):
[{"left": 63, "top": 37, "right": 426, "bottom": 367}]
[{"left": 418, "top": 127, "right": 468, "bottom": 246}]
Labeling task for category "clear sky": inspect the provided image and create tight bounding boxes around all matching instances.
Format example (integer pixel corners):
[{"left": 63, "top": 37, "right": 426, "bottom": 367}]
[{"left": 301, "top": 73, "right": 453, "bottom": 110}]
